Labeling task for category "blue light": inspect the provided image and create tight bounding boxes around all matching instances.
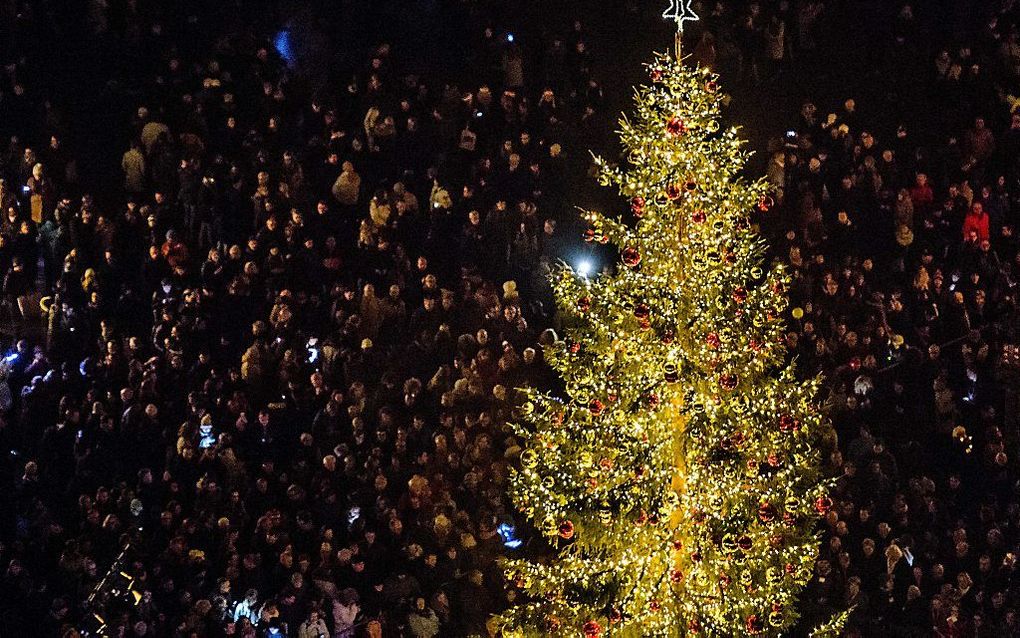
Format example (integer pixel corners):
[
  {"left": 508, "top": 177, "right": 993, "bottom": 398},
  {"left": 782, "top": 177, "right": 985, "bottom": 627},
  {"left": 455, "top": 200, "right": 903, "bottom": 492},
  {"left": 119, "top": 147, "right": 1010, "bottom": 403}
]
[
  {"left": 498, "top": 523, "right": 522, "bottom": 549},
  {"left": 3, "top": 352, "right": 18, "bottom": 364},
  {"left": 274, "top": 30, "right": 297, "bottom": 67},
  {"left": 576, "top": 259, "right": 593, "bottom": 277},
  {"left": 506, "top": 33, "right": 515, "bottom": 43}
]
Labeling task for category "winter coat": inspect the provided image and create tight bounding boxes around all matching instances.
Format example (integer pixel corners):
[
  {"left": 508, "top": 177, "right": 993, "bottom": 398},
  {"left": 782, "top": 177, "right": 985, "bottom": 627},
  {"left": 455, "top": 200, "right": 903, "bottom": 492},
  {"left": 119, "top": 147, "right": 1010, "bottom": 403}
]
[
  {"left": 122, "top": 147, "right": 146, "bottom": 193},
  {"left": 962, "top": 211, "right": 990, "bottom": 242},
  {"left": 332, "top": 170, "right": 361, "bottom": 206}
]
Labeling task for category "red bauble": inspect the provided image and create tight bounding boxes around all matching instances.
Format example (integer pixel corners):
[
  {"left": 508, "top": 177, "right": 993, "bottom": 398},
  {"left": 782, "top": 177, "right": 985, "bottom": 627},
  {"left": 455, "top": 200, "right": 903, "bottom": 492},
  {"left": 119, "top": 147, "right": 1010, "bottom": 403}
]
[
  {"left": 622, "top": 247, "right": 641, "bottom": 267},
  {"left": 758, "top": 195, "right": 774, "bottom": 212},
  {"left": 814, "top": 496, "right": 833, "bottom": 514},
  {"left": 758, "top": 502, "right": 776, "bottom": 522},
  {"left": 650, "top": 68, "right": 665, "bottom": 82},
  {"left": 589, "top": 399, "right": 604, "bottom": 416},
  {"left": 691, "top": 210, "right": 706, "bottom": 224},
  {"left": 778, "top": 415, "right": 796, "bottom": 432},
  {"left": 737, "top": 535, "right": 753, "bottom": 551},
  {"left": 706, "top": 332, "right": 721, "bottom": 349},
  {"left": 784, "top": 563, "right": 796, "bottom": 575},
  {"left": 568, "top": 341, "right": 581, "bottom": 354},
  {"left": 558, "top": 519, "right": 575, "bottom": 539},
  {"left": 732, "top": 287, "right": 748, "bottom": 303},
  {"left": 667, "top": 116, "right": 687, "bottom": 136},
  {"left": 646, "top": 393, "right": 660, "bottom": 408},
  {"left": 670, "top": 569, "right": 684, "bottom": 583},
  {"left": 719, "top": 572, "right": 732, "bottom": 588},
  {"left": 583, "top": 620, "right": 602, "bottom": 638},
  {"left": 661, "top": 329, "right": 675, "bottom": 344},
  {"left": 705, "top": 80, "right": 719, "bottom": 93},
  {"left": 577, "top": 296, "right": 592, "bottom": 312},
  {"left": 583, "top": 228, "right": 596, "bottom": 243},
  {"left": 849, "top": 356, "right": 861, "bottom": 371},
  {"left": 631, "top": 196, "right": 646, "bottom": 216},
  {"left": 649, "top": 599, "right": 661, "bottom": 612},
  {"left": 719, "top": 374, "right": 738, "bottom": 391},
  {"left": 666, "top": 183, "right": 682, "bottom": 200},
  {"left": 691, "top": 550, "right": 702, "bottom": 562},
  {"left": 633, "top": 303, "right": 650, "bottom": 320},
  {"left": 688, "top": 619, "right": 702, "bottom": 633},
  {"left": 747, "top": 614, "right": 764, "bottom": 634},
  {"left": 608, "top": 608, "right": 623, "bottom": 624}
]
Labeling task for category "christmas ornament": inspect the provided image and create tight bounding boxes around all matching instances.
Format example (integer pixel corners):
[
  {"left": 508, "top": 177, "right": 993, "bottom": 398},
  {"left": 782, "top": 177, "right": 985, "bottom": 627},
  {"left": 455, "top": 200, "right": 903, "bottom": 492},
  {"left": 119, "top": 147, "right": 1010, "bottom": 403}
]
[
  {"left": 622, "top": 247, "right": 641, "bottom": 267},
  {"left": 631, "top": 196, "right": 646, "bottom": 216},
  {"left": 662, "top": 0, "right": 700, "bottom": 32},
  {"left": 558, "top": 520, "right": 575, "bottom": 539},
  {"left": 667, "top": 117, "right": 686, "bottom": 136},
  {"left": 664, "top": 363, "right": 679, "bottom": 382}
]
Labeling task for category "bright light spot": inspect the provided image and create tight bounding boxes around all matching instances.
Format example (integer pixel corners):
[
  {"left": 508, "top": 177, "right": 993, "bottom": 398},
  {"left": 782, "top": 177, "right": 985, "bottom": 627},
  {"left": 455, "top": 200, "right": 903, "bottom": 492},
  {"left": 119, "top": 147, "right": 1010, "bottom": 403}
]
[
  {"left": 274, "top": 30, "right": 296, "bottom": 67},
  {"left": 498, "top": 523, "right": 523, "bottom": 549},
  {"left": 576, "top": 259, "right": 593, "bottom": 277},
  {"left": 506, "top": 33, "right": 515, "bottom": 43}
]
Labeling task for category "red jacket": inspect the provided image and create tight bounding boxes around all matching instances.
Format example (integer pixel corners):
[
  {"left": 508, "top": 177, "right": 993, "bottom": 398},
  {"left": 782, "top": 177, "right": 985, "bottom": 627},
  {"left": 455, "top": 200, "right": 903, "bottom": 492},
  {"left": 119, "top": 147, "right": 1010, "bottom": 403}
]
[{"left": 962, "top": 211, "right": 990, "bottom": 242}]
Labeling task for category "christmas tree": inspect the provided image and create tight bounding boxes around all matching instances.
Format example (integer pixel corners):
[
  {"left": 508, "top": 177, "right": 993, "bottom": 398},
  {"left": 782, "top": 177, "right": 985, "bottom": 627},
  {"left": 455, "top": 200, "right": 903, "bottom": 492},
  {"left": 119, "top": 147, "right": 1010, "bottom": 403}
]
[{"left": 498, "top": 54, "right": 844, "bottom": 637}]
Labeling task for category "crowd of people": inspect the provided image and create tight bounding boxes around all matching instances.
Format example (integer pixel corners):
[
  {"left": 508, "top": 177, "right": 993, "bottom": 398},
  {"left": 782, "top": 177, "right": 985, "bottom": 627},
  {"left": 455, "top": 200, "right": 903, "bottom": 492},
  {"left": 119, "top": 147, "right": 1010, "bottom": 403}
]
[
  {"left": 3, "top": 0, "right": 1020, "bottom": 636},
  {"left": 0, "top": 1, "right": 597, "bottom": 637},
  {"left": 751, "top": 2, "right": 1020, "bottom": 637}
]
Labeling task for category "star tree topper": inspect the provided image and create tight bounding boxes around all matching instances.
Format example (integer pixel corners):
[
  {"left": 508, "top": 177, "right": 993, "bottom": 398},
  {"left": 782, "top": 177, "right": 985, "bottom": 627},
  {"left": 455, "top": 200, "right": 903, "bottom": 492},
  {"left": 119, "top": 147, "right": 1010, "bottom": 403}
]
[{"left": 662, "top": 0, "right": 699, "bottom": 33}]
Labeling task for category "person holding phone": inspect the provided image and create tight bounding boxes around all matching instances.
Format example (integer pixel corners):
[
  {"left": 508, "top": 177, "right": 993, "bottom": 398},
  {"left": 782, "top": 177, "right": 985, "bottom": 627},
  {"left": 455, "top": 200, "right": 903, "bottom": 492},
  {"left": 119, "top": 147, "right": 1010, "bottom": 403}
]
[{"left": 297, "top": 608, "right": 329, "bottom": 638}]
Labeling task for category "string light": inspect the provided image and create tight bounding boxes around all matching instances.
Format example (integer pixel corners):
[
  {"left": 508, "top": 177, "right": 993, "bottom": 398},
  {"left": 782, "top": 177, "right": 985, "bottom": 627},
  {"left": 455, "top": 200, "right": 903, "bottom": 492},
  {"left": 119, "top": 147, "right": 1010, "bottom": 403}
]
[
  {"left": 662, "top": 0, "right": 700, "bottom": 33},
  {"left": 496, "top": 54, "right": 846, "bottom": 637}
]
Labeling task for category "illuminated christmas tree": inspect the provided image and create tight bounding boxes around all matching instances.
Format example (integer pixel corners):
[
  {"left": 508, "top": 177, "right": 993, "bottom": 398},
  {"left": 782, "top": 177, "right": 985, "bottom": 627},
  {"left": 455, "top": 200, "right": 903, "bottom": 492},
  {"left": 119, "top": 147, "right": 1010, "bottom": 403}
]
[{"left": 498, "top": 53, "right": 845, "bottom": 637}]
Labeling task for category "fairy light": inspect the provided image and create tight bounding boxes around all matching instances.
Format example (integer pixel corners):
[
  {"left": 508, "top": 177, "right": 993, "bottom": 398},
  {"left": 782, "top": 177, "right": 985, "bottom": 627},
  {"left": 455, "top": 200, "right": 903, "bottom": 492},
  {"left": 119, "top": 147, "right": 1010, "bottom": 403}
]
[
  {"left": 496, "top": 55, "right": 846, "bottom": 638},
  {"left": 662, "top": 0, "right": 699, "bottom": 33}
]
